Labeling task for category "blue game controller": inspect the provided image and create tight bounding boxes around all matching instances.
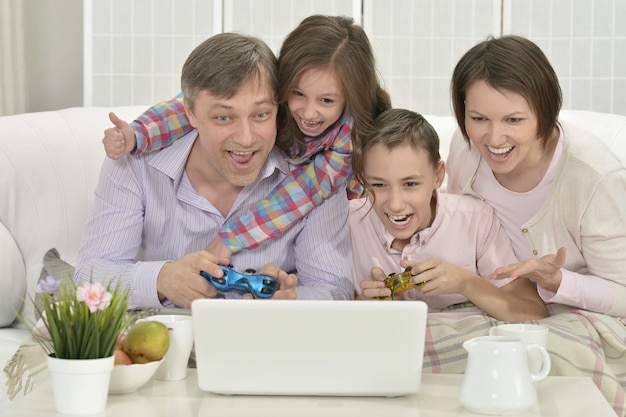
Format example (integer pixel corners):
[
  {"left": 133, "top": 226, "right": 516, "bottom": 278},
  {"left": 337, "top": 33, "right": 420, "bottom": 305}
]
[{"left": 200, "top": 264, "right": 278, "bottom": 299}]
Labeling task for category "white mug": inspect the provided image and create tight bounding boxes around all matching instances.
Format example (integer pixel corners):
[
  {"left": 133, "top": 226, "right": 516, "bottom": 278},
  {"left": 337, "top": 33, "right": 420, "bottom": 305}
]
[
  {"left": 144, "top": 314, "right": 194, "bottom": 381},
  {"left": 489, "top": 323, "right": 549, "bottom": 374}
]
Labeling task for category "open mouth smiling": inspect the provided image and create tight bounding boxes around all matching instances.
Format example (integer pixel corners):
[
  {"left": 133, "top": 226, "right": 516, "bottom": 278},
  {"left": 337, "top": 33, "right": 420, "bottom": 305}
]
[
  {"left": 301, "top": 118, "right": 322, "bottom": 128},
  {"left": 487, "top": 145, "right": 514, "bottom": 157},
  {"left": 387, "top": 213, "right": 413, "bottom": 226},
  {"left": 229, "top": 150, "right": 256, "bottom": 164}
]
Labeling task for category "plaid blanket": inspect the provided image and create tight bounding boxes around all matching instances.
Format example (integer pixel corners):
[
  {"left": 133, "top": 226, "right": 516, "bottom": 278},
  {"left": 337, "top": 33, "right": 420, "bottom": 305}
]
[
  {"left": 424, "top": 303, "right": 626, "bottom": 417},
  {"left": 4, "top": 303, "right": 626, "bottom": 416}
]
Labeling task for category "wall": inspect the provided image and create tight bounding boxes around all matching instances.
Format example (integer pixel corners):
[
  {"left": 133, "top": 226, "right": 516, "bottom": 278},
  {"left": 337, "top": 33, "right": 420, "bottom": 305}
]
[
  {"left": 364, "top": 0, "right": 502, "bottom": 114},
  {"left": 18, "top": 0, "right": 625, "bottom": 115},
  {"left": 83, "top": 0, "right": 626, "bottom": 116},
  {"left": 505, "top": 0, "right": 626, "bottom": 116},
  {"left": 84, "top": 0, "right": 356, "bottom": 108},
  {"left": 23, "top": 0, "right": 83, "bottom": 113}
]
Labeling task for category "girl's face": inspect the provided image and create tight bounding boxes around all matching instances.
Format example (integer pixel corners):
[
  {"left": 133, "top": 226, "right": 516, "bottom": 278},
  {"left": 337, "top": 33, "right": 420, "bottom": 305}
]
[
  {"left": 287, "top": 67, "right": 346, "bottom": 137},
  {"left": 364, "top": 142, "right": 444, "bottom": 248},
  {"left": 464, "top": 80, "right": 544, "bottom": 179}
]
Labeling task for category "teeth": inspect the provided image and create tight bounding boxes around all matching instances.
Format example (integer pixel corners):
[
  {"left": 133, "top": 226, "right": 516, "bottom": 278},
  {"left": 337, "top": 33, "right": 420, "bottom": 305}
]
[
  {"left": 301, "top": 119, "right": 321, "bottom": 127},
  {"left": 488, "top": 146, "right": 514, "bottom": 155},
  {"left": 231, "top": 151, "right": 253, "bottom": 156},
  {"left": 387, "top": 214, "right": 411, "bottom": 226}
]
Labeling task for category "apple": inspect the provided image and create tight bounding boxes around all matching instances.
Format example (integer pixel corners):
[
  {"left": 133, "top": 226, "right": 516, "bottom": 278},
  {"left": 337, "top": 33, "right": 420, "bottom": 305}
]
[
  {"left": 116, "top": 332, "right": 126, "bottom": 349},
  {"left": 114, "top": 348, "right": 132, "bottom": 365}
]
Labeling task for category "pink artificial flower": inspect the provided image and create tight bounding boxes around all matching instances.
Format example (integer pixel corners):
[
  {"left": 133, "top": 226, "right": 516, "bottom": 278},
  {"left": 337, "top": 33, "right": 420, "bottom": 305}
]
[{"left": 76, "top": 282, "right": 112, "bottom": 313}]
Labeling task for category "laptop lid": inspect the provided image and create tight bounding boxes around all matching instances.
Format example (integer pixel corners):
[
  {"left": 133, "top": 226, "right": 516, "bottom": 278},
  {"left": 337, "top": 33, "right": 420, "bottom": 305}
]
[{"left": 191, "top": 299, "right": 428, "bottom": 397}]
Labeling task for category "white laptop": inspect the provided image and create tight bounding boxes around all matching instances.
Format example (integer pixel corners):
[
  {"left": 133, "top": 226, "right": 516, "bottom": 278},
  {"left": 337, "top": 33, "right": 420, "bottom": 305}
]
[{"left": 191, "top": 299, "right": 428, "bottom": 397}]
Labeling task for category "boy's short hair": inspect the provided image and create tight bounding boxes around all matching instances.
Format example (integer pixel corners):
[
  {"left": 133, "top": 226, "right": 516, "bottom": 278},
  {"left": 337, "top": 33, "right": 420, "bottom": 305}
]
[{"left": 353, "top": 108, "right": 441, "bottom": 197}]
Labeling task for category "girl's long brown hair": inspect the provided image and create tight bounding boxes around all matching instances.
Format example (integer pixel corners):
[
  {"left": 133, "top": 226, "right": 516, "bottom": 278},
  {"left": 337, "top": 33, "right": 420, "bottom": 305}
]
[{"left": 276, "top": 15, "right": 391, "bottom": 156}]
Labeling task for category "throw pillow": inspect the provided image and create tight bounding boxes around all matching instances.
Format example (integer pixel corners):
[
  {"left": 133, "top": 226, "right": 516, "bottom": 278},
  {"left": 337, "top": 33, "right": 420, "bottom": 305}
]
[{"left": 34, "top": 248, "right": 75, "bottom": 318}]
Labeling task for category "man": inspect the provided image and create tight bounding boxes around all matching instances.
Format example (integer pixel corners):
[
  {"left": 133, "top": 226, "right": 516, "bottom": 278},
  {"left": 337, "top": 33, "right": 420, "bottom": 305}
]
[{"left": 74, "top": 33, "right": 353, "bottom": 309}]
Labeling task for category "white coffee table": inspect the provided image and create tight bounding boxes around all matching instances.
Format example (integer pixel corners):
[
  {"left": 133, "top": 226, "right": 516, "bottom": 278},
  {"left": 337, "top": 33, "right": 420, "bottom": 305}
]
[{"left": 3, "top": 370, "right": 617, "bottom": 416}]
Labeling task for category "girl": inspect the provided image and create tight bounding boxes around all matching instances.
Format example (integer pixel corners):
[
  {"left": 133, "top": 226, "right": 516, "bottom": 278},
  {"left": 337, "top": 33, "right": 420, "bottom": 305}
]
[
  {"left": 446, "top": 35, "right": 626, "bottom": 317},
  {"left": 104, "top": 15, "right": 391, "bottom": 256},
  {"left": 350, "top": 108, "right": 547, "bottom": 321}
]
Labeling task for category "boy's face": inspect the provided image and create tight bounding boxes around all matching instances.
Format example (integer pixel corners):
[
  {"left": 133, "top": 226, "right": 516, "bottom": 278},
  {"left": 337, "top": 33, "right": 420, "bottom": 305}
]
[
  {"left": 364, "top": 142, "right": 444, "bottom": 247},
  {"left": 287, "top": 66, "right": 346, "bottom": 138},
  {"left": 185, "top": 77, "right": 278, "bottom": 188}
]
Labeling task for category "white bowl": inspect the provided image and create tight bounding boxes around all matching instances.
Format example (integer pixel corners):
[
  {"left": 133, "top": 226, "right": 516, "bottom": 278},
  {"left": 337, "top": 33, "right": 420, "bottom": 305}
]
[{"left": 108, "top": 359, "right": 163, "bottom": 395}]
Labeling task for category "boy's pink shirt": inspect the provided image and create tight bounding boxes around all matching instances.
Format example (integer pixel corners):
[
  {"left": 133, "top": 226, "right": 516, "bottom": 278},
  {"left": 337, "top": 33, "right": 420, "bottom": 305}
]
[{"left": 349, "top": 192, "right": 517, "bottom": 310}]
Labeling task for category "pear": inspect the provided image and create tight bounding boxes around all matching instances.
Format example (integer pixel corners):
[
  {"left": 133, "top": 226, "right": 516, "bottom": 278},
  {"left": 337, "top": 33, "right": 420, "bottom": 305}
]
[{"left": 122, "top": 321, "right": 170, "bottom": 364}]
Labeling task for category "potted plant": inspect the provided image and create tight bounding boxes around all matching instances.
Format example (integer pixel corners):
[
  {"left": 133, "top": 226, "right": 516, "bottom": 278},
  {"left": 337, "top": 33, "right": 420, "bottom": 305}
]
[{"left": 26, "top": 275, "right": 138, "bottom": 415}]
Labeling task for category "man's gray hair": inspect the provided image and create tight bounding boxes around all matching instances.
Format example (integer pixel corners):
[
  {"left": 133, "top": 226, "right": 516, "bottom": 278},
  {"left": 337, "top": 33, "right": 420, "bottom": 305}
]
[{"left": 181, "top": 32, "right": 278, "bottom": 112}]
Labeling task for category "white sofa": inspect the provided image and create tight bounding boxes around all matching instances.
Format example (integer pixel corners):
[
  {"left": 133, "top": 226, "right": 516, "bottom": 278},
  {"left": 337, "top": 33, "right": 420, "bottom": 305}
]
[
  {"left": 1, "top": 106, "right": 625, "bottom": 410},
  {"left": 0, "top": 106, "right": 148, "bottom": 410}
]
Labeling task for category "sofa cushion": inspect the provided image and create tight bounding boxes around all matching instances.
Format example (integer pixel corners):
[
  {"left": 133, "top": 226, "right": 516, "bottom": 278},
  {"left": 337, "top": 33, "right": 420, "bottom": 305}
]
[
  {"left": 0, "top": 222, "right": 26, "bottom": 327},
  {"left": 559, "top": 110, "right": 626, "bottom": 163},
  {"left": 34, "top": 249, "right": 75, "bottom": 319}
]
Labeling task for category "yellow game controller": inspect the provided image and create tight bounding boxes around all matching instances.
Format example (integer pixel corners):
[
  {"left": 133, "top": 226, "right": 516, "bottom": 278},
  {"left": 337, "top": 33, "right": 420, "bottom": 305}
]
[{"left": 378, "top": 267, "right": 426, "bottom": 300}]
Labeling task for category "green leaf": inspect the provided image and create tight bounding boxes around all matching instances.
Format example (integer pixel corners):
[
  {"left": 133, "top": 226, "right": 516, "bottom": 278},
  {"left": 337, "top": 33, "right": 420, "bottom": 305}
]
[{"left": 19, "top": 276, "right": 141, "bottom": 359}]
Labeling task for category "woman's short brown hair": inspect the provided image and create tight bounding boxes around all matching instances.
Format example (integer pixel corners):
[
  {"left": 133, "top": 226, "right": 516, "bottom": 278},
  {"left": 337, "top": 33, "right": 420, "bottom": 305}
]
[{"left": 451, "top": 35, "right": 562, "bottom": 147}]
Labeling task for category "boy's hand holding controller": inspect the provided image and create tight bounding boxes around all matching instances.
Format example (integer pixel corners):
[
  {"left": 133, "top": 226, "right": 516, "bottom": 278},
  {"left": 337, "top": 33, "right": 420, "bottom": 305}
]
[
  {"left": 400, "top": 258, "right": 475, "bottom": 296},
  {"left": 103, "top": 112, "right": 137, "bottom": 160},
  {"left": 361, "top": 265, "right": 427, "bottom": 300},
  {"left": 360, "top": 266, "right": 392, "bottom": 299}
]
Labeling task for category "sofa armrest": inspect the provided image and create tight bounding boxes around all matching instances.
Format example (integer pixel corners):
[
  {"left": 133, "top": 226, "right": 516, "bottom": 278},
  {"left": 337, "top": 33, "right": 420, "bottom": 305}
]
[
  {"left": 0, "top": 106, "right": 149, "bottom": 328},
  {"left": 0, "top": 222, "right": 26, "bottom": 327}
]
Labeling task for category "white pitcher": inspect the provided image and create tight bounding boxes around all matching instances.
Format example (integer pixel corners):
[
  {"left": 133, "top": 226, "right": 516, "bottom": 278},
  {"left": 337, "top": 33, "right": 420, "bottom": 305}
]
[{"left": 459, "top": 335, "right": 551, "bottom": 415}]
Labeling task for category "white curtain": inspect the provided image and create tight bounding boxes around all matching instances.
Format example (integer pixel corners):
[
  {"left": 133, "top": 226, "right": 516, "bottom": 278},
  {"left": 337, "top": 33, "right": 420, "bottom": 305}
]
[{"left": 0, "top": 0, "right": 26, "bottom": 116}]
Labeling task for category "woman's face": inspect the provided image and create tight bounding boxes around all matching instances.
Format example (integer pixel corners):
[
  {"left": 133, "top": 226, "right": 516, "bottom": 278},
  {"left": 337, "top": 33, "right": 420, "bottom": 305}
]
[
  {"left": 364, "top": 142, "right": 444, "bottom": 249},
  {"left": 464, "top": 80, "right": 544, "bottom": 178},
  {"left": 287, "top": 67, "right": 346, "bottom": 138}
]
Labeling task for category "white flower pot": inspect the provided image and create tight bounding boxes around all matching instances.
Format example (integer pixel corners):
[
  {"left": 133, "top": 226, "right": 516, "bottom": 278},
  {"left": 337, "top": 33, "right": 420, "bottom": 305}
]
[{"left": 47, "top": 355, "right": 114, "bottom": 415}]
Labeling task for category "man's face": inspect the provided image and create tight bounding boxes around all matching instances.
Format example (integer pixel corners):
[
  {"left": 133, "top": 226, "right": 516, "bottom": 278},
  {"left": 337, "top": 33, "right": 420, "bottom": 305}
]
[{"left": 186, "top": 77, "right": 278, "bottom": 188}]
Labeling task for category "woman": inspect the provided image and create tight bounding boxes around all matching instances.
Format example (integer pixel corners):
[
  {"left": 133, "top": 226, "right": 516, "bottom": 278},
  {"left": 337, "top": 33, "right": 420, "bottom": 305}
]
[{"left": 446, "top": 35, "right": 626, "bottom": 317}]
